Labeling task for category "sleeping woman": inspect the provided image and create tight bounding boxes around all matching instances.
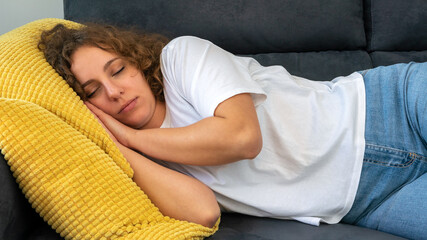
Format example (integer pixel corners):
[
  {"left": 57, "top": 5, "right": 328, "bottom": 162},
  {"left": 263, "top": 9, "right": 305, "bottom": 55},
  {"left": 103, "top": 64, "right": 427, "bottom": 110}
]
[{"left": 38, "top": 23, "right": 426, "bottom": 239}]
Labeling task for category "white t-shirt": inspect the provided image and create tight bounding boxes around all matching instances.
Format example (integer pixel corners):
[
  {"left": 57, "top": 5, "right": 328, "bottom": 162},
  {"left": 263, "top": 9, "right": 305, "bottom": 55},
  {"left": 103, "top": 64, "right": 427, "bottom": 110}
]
[{"left": 159, "top": 36, "right": 366, "bottom": 226}]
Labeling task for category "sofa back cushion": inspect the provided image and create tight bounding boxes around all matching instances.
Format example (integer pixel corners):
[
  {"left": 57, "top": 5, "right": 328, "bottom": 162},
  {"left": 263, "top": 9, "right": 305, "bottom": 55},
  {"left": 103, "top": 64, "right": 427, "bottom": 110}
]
[
  {"left": 64, "top": 0, "right": 366, "bottom": 54},
  {"left": 366, "top": 0, "right": 427, "bottom": 51}
]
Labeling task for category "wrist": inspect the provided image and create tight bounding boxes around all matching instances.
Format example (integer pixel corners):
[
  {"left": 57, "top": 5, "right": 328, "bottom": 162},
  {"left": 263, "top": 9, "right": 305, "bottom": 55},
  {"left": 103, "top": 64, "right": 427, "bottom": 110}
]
[{"left": 126, "top": 128, "right": 140, "bottom": 149}]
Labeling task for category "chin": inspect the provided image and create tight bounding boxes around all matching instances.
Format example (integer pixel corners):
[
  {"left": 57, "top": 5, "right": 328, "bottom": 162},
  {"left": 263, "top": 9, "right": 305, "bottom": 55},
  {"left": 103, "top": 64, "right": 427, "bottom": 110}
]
[
  {"left": 119, "top": 110, "right": 150, "bottom": 129},
  {"left": 123, "top": 120, "right": 143, "bottom": 129},
  {"left": 132, "top": 123, "right": 145, "bottom": 129},
  {"left": 124, "top": 116, "right": 147, "bottom": 129}
]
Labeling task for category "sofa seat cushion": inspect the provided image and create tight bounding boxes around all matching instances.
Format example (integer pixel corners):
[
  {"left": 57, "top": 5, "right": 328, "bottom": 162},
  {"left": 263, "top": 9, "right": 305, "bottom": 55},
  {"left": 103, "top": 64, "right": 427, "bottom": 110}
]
[
  {"left": 370, "top": 50, "right": 427, "bottom": 67},
  {"left": 207, "top": 213, "right": 406, "bottom": 240}
]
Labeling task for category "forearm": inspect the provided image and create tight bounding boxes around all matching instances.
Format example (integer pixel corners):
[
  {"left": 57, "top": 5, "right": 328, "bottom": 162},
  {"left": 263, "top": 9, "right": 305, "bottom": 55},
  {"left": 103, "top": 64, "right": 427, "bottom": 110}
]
[
  {"left": 117, "top": 144, "right": 220, "bottom": 227},
  {"left": 129, "top": 116, "right": 262, "bottom": 166}
]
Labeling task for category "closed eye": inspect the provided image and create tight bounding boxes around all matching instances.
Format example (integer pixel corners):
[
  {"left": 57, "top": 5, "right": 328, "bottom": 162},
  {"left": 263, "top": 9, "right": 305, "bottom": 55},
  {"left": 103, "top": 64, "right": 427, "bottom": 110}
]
[
  {"left": 113, "top": 66, "right": 125, "bottom": 76},
  {"left": 86, "top": 87, "right": 99, "bottom": 98}
]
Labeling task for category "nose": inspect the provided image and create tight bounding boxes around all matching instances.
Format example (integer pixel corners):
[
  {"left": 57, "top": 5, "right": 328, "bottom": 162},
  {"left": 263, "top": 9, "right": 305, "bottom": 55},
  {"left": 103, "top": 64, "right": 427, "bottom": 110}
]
[{"left": 104, "top": 80, "right": 123, "bottom": 100}]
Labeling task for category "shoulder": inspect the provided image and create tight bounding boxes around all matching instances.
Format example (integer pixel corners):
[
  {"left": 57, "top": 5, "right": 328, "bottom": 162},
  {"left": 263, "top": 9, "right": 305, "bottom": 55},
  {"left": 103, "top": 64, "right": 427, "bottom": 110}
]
[
  {"left": 166, "top": 36, "right": 211, "bottom": 48},
  {"left": 162, "top": 36, "right": 215, "bottom": 56},
  {"left": 161, "top": 36, "right": 219, "bottom": 70}
]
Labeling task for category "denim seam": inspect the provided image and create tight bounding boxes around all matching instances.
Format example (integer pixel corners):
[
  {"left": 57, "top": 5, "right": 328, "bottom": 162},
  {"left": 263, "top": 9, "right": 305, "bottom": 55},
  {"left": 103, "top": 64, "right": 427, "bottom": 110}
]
[
  {"left": 363, "top": 143, "right": 426, "bottom": 167},
  {"left": 355, "top": 157, "right": 425, "bottom": 228},
  {"left": 365, "top": 143, "right": 427, "bottom": 159},
  {"left": 413, "top": 152, "right": 427, "bottom": 163},
  {"left": 363, "top": 157, "right": 415, "bottom": 168}
]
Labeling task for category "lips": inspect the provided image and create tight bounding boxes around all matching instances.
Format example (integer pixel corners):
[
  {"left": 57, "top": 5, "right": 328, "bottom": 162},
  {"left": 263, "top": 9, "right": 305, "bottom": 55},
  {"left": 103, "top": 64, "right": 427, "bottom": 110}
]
[{"left": 118, "top": 97, "right": 137, "bottom": 114}]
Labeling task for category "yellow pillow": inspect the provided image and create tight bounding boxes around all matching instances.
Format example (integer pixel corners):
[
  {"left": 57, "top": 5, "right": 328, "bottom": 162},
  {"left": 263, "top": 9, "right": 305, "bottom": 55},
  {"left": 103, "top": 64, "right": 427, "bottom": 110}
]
[{"left": 0, "top": 18, "right": 218, "bottom": 239}]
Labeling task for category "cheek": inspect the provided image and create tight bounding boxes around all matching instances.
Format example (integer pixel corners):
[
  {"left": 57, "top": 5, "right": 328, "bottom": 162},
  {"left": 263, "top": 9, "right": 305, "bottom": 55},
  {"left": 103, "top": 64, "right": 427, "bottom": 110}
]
[
  {"left": 136, "top": 78, "right": 154, "bottom": 97},
  {"left": 89, "top": 99, "right": 115, "bottom": 115},
  {"left": 128, "top": 70, "right": 151, "bottom": 93}
]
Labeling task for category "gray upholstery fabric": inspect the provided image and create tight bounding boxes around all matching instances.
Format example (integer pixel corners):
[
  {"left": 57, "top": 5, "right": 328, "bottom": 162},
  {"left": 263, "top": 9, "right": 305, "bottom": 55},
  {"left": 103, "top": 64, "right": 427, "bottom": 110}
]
[
  {"left": 64, "top": 0, "right": 372, "bottom": 81},
  {"left": 64, "top": 0, "right": 366, "bottom": 54},
  {"left": 370, "top": 50, "right": 427, "bottom": 67},
  {"left": 0, "top": 154, "right": 32, "bottom": 240},
  {"left": 0, "top": 153, "right": 61, "bottom": 240},
  {"left": 365, "top": 0, "right": 427, "bottom": 51},
  {"left": 247, "top": 50, "right": 372, "bottom": 81},
  {"left": 207, "top": 213, "right": 406, "bottom": 240}
]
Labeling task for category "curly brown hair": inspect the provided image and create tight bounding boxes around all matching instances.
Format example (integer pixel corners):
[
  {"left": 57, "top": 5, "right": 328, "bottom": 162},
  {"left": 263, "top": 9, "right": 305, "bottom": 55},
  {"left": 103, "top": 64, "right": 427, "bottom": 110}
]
[{"left": 38, "top": 23, "right": 169, "bottom": 101}]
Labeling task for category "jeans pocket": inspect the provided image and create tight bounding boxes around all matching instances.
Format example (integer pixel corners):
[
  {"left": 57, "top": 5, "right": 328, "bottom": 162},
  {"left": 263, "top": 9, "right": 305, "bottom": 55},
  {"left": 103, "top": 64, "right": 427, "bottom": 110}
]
[{"left": 363, "top": 143, "right": 415, "bottom": 167}]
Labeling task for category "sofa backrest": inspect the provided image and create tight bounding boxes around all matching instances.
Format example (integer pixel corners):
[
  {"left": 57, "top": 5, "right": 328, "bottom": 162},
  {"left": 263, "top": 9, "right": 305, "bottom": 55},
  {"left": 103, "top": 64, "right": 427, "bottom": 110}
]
[
  {"left": 64, "top": 0, "right": 367, "bottom": 54},
  {"left": 63, "top": 0, "right": 427, "bottom": 80},
  {"left": 365, "top": 0, "right": 427, "bottom": 52},
  {"left": 364, "top": 0, "right": 427, "bottom": 66}
]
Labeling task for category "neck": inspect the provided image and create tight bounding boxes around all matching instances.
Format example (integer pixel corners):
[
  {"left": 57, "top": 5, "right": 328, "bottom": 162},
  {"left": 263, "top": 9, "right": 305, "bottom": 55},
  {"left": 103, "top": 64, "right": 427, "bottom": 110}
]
[{"left": 142, "top": 100, "right": 166, "bottom": 129}]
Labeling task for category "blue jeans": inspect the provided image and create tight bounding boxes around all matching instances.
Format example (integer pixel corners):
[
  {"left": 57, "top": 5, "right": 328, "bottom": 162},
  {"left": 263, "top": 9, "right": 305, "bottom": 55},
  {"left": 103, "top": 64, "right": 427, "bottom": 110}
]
[{"left": 341, "top": 62, "right": 427, "bottom": 240}]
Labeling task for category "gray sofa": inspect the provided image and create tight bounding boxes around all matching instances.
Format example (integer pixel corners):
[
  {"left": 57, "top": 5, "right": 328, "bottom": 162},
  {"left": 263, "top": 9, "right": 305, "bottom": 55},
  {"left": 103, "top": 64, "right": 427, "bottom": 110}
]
[{"left": 1, "top": 0, "right": 426, "bottom": 239}]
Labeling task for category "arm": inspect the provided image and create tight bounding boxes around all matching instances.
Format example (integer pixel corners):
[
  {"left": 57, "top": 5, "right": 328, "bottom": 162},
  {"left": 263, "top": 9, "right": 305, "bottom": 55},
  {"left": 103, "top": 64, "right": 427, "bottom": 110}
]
[
  {"left": 117, "top": 144, "right": 220, "bottom": 228},
  {"left": 87, "top": 108, "right": 220, "bottom": 227},
  {"left": 88, "top": 93, "right": 263, "bottom": 166},
  {"left": 131, "top": 93, "right": 262, "bottom": 165}
]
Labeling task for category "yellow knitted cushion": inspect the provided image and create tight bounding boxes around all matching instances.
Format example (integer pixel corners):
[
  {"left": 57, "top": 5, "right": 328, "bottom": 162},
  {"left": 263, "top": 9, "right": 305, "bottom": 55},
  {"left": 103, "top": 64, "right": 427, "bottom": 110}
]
[{"left": 0, "top": 18, "right": 218, "bottom": 239}]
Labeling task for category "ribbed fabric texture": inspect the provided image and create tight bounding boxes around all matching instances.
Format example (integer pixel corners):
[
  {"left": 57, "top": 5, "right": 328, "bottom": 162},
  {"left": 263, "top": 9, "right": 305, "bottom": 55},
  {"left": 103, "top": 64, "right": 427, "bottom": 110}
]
[{"left": 0, "top": 18, "right": 218, "bottom": 239}]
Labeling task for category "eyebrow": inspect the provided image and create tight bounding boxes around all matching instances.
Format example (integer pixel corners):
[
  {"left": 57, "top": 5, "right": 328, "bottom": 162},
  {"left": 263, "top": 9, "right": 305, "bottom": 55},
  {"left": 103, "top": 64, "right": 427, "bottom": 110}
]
[
  {"left": 104, "top": 57, "right": 120, "bottom": 72},
  {"left": 81, "top": 57, "right": 120, "bottom": 88}
]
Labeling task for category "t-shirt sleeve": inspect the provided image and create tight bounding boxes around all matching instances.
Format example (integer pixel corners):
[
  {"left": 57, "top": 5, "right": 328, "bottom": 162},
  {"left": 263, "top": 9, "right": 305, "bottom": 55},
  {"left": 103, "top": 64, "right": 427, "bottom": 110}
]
[{"left": 160, "top": 36, "right": 266, "bottom": 118}]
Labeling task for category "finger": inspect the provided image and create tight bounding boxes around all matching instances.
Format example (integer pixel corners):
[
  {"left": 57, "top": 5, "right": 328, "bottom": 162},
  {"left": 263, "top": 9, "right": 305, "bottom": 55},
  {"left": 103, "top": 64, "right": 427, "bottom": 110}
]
[
  {"left": 84, "top": 102, "right": 128, "bottom": 143},
  {"left": 85, "top": 103, "right": 114, "bottom": 125},
  {"left": 85, "top": 102, "right": 103, "bottom": 117},
  {"left": 84, "top": 102, "right": 111, "bottom": 130},
  {"left": 84, "top": 103, "right": 119, "bottom": 142}
]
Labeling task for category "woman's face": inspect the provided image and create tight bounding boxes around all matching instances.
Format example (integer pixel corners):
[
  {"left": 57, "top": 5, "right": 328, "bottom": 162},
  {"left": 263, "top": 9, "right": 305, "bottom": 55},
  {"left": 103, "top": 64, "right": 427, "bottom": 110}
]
[{"left": 70, "top": 46, "right": 160, "bottom": 129}]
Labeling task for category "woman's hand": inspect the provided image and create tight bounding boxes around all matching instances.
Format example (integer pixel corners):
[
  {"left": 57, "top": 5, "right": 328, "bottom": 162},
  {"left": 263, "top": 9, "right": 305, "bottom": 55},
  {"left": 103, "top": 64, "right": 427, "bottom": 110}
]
[{"left": 85, "top": 102, "right": 134, "bottom": 147}]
